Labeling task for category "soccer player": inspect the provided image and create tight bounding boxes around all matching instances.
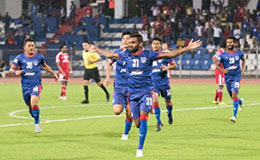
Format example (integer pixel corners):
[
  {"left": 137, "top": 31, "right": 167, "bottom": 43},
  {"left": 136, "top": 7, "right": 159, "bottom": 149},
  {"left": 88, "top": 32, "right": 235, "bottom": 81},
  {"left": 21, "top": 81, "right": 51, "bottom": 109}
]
[
  {"left": 151, "top": 38, "right": 177, "bottom": 131},
  {"left": 212, "top": 41, "right": 226, "bottom": 105},
  {"left": 9, "top": 38, "right": 58, "bottom": 133},
  {"left": 104, "top": 31, "right": 133, "bottom": 140},
  {"left": 216, "top": 36, "right": 245, "bottom": 123},
  {"left": 56, "top": 44, "right": 71, "bottom": 100},
  {"left": 81, "top": 41, "right": 110, "bottom": 104},
  {"left": 88, "top": 34, "right": 202, "bottom": 157}
]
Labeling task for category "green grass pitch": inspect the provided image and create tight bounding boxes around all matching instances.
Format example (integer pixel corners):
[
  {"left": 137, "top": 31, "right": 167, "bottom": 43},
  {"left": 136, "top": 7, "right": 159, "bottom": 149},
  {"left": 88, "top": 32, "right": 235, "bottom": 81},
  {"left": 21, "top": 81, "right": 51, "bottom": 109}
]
[{"left": 0, "top": 82, "right": 260, "bottom": 160}]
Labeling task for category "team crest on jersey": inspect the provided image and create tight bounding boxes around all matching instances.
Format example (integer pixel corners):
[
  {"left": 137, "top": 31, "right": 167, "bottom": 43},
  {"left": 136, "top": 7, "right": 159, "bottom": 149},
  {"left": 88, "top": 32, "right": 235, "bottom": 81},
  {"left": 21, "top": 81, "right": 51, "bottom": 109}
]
[
  {"left": 33, "top": 60, "right": 38, "bottom": 66},
  {"left": 141, "top": 57, "right": 146, "bottom": 63},
  {"left": 235, "top": 56, "right": 239, "bottom": 61}
]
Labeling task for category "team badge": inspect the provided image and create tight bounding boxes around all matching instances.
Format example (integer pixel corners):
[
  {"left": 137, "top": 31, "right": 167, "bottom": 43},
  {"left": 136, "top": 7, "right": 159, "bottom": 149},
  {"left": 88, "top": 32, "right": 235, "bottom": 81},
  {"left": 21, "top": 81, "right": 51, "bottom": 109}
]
[
  {"left": 235, "top": 56, "right": 239, "bottom": 60},
  {"left": 33, "top": 60, "right": 38, "bottom": 66},
  {"left": 141, "top": 57, "right": 146, "bottom": 63}
]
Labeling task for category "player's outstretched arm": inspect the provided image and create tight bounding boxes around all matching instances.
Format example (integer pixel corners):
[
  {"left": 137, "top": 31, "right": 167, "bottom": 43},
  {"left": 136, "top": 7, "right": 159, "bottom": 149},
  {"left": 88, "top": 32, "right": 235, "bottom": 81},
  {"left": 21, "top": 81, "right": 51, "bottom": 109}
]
[
  {"left": 88, "top": 57, "right": 101, "bottom": 64},
  {"left": 9, "top": 65, "right": 23, "bottom": 76},
  {"left": 42, "top": 63, "right": 58, "bottom": 80},
  {"left": 90, "top": 45, "right": 120, "bottom": 59},
  {"left": 159, "top": 39, "right": 202, "bottom": 59}
]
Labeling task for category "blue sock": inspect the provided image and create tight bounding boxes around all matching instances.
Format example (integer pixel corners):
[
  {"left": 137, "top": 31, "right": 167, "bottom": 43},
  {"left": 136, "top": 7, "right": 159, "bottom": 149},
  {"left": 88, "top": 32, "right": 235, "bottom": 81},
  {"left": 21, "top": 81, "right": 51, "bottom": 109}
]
[
  {"left": 166, "top": 105, "right": 173, "bottom": 117},
  {"left": 124, "top": 117, "right": 132, "bottom": 134},
  {"left": 233, "top": 98, "right": 239, "bottom": 117},
  {"left": 31, "top": 108, "right": 40, "bottom": 124},
  {"left": 138, "top": 115, "right": 148, "bottom": 150},
  {"left": 154, "top": 106, "right": 161, "bottom": 124},
  {"left": 238, "top": 98, "right": 243, "bottom": 105}
]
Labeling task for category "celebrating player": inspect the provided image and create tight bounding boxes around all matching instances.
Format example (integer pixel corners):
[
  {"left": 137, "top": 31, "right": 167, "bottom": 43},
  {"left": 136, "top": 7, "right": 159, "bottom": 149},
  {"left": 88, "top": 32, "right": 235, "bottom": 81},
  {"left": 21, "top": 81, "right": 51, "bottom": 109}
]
[
  {"left": 216, "top": 36, "right": 245, "bottom": 123},
  {"left": 81, "top": 41, "right": 110, "bottom": 104},
  {"left": 104, "top": 31, "right": 133, "bottom": 140},
  {"left": 56, "top": 44, "right": 71, "bottom": 100},
  {"left": 9, "top": 38, "right": 58, "bottom": 133},
  {"left": 212, "top": 41, "right": 226, "bottom": 105},
  {"left": 89, "top": 34, "right": 202, "bottom": 157},
  {"left": 151, "top": 38, "right": 177, "bottom": 131}
]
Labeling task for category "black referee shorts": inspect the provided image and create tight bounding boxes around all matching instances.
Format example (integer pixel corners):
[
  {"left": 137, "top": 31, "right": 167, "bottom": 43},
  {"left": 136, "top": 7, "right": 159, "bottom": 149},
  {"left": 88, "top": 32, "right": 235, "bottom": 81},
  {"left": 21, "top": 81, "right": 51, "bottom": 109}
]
[{"left": 83, "top": 67, "right": 101, "bottom": 82}]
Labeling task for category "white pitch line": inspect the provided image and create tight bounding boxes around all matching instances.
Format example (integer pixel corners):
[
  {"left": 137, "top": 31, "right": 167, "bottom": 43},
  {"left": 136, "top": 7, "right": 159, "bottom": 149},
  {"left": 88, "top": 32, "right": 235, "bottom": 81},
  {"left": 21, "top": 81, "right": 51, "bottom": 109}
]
[
  {"left": 8, "top": 103, "right": 109, "bottom": 120},
  {"left": 1, "top": 102, "right": 260, "bottom": 128}
]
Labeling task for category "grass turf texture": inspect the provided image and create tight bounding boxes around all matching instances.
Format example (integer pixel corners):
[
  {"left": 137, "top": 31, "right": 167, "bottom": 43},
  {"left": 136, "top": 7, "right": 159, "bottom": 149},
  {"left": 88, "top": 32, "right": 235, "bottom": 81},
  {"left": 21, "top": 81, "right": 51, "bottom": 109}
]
[{"left": 0, "top": 83, "right": 260, "bottom": 160}]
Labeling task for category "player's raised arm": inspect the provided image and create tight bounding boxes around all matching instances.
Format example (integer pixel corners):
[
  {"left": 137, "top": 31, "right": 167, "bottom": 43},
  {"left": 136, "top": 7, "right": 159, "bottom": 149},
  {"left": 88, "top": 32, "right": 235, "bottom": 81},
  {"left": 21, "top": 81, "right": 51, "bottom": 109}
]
[
  {"left": 42, "top": 63, "right": 58, "bottom": 80},
  {"left": 158, "top": 39, "right": 202, "bottom": 59},
  {"left": 90, "top": 44, "right": 120, "bottom": 59}
]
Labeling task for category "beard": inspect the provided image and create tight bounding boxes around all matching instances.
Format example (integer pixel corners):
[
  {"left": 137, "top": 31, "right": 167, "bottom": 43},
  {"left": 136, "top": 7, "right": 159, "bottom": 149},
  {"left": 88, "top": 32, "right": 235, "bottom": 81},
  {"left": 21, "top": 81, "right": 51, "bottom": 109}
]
[
  {"left": 129, "top": 47, "right": 139, "bottom": 53},
  {"left": 227, "top": 45, "right": 234, "bottom": 51}
]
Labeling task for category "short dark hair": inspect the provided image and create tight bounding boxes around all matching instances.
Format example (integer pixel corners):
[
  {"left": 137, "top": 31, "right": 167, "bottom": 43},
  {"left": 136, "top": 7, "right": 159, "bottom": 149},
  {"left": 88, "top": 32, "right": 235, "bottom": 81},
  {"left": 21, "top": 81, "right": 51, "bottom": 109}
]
[
  {"left": 60, "top": 43, "right": 66, "bottom": 50},
  {"left": 121, "top": 31, "right": 131, "bottom": 39},
  {"left": 152, "top": 37, "right": 162, "bottom": 43},
  {"left": 226, "top": 36, "right": 236, "bottom": 42},
  {"left": 23, "top": 37, "right": 35, "bottom": 46},
  {"left": 131, "top": 33, "right": 143, "bottom": 42}
]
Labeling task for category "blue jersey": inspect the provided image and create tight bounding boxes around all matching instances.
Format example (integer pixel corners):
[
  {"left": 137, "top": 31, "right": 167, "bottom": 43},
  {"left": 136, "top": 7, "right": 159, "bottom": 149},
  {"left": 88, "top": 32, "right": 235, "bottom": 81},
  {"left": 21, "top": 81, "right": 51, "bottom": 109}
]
[
  {"left": 13, "top": 53, "right": 45, "bottom": 91},
  {"left": 217, "top": 50, "right": 244, "bottom": 82},
  {"left": 112, "top": 48, "right": 128, "bottom": 91},
  {"left": 118, "top": 49, "right": 160, "bottom": 94},
  {"left": 151, "top": 57, "right": 174, "bottom": 87}
]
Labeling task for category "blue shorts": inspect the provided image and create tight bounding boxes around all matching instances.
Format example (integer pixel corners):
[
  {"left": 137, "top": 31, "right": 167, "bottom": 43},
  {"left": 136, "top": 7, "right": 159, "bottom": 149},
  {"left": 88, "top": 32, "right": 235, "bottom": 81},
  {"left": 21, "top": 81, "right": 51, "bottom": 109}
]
[
  {"left": 22, "top": 85, "right": 42, "bottom": 106},
  {"left": 153, "top": 84, "right": 172, "bottom": 100},
  {"left": 112, "top": 88, "right": 128, "bottom": 108},
  {"left": 226, "top": 79, "right": 240, "bottom": 97},
  {"left": 129, "top": 91, "right": 153, "bottom": 120}
]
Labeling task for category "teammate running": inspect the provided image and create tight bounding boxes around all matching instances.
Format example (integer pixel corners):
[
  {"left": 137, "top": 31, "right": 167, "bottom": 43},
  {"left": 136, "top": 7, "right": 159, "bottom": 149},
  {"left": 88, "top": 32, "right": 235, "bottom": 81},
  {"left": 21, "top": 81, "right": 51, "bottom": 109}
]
[
  {"left": 9, "top": 38, "right": 58, "bottom": 133},
  {"left": 104, "top": 31, "right": 133, "bottom": 140}
]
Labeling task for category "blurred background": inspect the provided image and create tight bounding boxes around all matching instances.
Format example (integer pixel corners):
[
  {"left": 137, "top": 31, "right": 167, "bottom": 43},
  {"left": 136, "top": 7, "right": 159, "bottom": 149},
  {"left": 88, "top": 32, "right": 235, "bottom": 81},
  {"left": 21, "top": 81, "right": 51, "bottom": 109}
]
[{"left": 0, "top": 0, "right": 259, "bottom": 78}]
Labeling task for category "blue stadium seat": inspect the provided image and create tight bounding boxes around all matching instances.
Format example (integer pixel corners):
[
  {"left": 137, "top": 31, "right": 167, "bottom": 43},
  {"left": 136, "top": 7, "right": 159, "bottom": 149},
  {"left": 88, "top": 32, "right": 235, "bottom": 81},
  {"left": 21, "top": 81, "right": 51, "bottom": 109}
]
[
  {"left": 202, "top": 54, "right": 210, "bottom": 60},
  {"left": 194, "top": 54, "right": 201, "bottom": 59},
  {"left": 201, "top": 64, "right": 210, "bottom": 70},
  {"left": 182, "top": 53, "right": 192, "bottom": 60},
  {"left": 183, "top": 64, "right": 191, "bottom": 70},
  {"left": 45, "top": 17, "right": 58, "bottom": 33},
  {"left": 189, "top": 59, "right": 196, "bottom": 65},
  {"left": 192, "top": 64, "right": 200, "bottom": 70}
]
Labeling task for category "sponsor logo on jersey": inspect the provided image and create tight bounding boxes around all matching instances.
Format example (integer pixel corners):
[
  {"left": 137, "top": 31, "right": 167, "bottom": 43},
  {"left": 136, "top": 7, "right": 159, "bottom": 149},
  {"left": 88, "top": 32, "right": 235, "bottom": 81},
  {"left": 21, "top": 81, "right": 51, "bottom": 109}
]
[
  {"left": 24, "top": 72, "right": 35, "bottom": 76},
  {"left": 229, "top": 65, "right": 237, "bottom": 70},
  {"left": 120, "top": 68, "right": 126, "bottom": 73},
  {"left": 152, "top": 68, "right": 161, "bottom": 73},
  {"left": 130, "top": 70, "right": 143, "bottom": 75}
]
